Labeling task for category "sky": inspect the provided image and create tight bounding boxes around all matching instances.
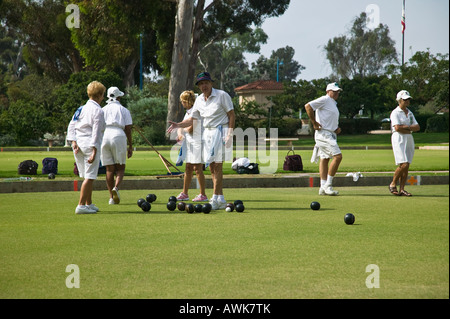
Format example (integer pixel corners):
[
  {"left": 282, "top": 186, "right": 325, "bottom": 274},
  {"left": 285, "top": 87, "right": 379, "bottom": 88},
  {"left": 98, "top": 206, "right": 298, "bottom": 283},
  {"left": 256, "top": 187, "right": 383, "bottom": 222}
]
[{"left": 244, "top": 0, "right": 450, "bottom": 81}]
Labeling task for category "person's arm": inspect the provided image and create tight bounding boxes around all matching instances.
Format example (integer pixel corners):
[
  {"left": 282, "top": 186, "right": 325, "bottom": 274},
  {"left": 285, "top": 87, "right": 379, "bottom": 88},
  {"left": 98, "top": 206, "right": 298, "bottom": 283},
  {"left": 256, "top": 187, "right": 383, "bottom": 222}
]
[
  {"left": 394, "top": 124, "right": 420, "bottom": 134},
  {"left": 124, "top": 124, "right": 133, "bottom": 158},
  {"left": 225, "top": 109, "right": 235, "bottom": 147},
  {"left": 305, "top": 104, "right": 321, "bottom": 130},
  {"left": 167, "top": 117, "right": 195, "bottom": 134}
]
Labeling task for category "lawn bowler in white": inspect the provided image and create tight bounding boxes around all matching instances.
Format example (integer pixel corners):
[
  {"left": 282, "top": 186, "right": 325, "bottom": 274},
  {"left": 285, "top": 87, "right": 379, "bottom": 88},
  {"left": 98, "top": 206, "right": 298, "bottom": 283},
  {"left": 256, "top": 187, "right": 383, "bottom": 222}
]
[
  {"left": 389, "top": 90, "right": 420, "bottom": 197},
  {"left": 167, "top": 72, "right": 235, "bottom": 210},
  {"left": 67, "top": 81, "right": 106, "bottom": 214},
  {"left": 305, "top": 82, "right": 343, "bottom": 196},
  {"left": 175, "top": 90, "right": 208, "bottom": 203},
  {"left": 100, "top": 87, "right": 133, "bottom": 205}
]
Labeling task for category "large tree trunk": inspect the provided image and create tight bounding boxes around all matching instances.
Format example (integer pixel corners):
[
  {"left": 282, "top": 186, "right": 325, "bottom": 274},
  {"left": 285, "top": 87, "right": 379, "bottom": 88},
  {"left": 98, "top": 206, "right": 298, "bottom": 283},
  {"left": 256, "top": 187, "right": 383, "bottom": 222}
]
[
  {"left": 186, "top": 0, "right": 206, "bottom": 90},
  {"left": 167, "top": 0, "right": 194, "bottom": 130}
]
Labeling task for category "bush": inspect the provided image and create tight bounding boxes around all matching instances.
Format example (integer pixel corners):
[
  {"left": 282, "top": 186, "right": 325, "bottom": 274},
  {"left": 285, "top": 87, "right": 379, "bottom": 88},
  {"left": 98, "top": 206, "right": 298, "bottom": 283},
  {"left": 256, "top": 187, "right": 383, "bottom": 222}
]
[
  {"left": 414, "top": 114, "right": 435, "bottom": 132},
  {"left": 127, "top": 95, "right": 168, "bottom": 146},
  {"left": 339, "top": 118, "right": 379, "bottom": 134},
  {"left": 425, "top": 113, "right": 449, "bottom": 133},
  {"left": 271, "top": 117, "right": 302, "bottom": 137}
]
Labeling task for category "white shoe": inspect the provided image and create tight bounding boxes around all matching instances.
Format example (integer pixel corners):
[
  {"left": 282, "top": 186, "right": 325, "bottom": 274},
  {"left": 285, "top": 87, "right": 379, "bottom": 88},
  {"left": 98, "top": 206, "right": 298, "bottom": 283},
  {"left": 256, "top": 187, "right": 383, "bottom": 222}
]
[
  {"left": 217, "top": 200, "right": 227, "bottom": 210},
  {"left": 109, "top": 198, "right": 115, "bottom": 205},
  {"left": 210, "top": 199, "right": 228, "bottom": 210},
  {"left": 75, "top": 205, "right": 97, "bottom": 214},
  {"left": 210, "top": 199, "right": 219, "bottom": 210},
  {"left": 319, "top": 187, "right": 326, "bottom": 195},
  {"left": 87, "top": 204, "right": 99, "bottom": 212},
  {"left": 324, "top": 185, "right": 339, "bottom": 196},
  {"left": 112, "top": 187, "right": 120, "bottom": 204}
]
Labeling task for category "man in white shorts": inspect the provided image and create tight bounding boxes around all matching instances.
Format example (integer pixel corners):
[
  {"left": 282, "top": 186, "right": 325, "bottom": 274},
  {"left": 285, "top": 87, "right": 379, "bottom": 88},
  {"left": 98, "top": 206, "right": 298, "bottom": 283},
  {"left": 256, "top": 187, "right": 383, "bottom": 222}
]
[
  {"left": 168, "top": 72, "right": 235, "bottom": 210},
  {"left": 101, "top": 87, "right": 133, "bottom": 205},
  {"left": 305, "top": 82, "right": 343, "bottom": 195},
  {"left": 67, "top": 81, "right": 106, "bottom": 214}
]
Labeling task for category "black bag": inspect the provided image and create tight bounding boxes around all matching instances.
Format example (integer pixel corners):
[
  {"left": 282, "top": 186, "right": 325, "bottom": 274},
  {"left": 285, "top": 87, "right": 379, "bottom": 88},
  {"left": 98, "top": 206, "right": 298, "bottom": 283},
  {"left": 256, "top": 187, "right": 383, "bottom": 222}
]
[
  {"left": 18, "top": 160, "right": 38, "bottom": 175},
  {"left": 283, "top": 150, "right": 303, "bottom": 171},
  {"left": 237, "top": 163, "right": 259, "bottom": 174},
  {"left": 42, "top": 157, "right": 58, "bottom": 174}
]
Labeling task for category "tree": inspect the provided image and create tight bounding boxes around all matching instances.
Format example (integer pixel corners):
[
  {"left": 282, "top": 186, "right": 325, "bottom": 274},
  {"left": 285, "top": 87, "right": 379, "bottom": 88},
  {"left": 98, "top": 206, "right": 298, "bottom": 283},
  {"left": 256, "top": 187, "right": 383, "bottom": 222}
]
[
  {"left": 167, "top": 0, "right": 193, "bottom": 131},
  {"left": 324, "top": 12, "right": 397, "bottom": 79},
  {"left": 0, "top": 0, "right": 83, "bottom": 83},
  {"left": 250, "top": 46, "right": 304, "bottom": 82},
  {"left": 197, "top": 28, "right": 268, "bottom": 95},
  {"left": 167, "top": 0, "right": 291, "bottom": 123},
  {"left": 70, "top": 0, "right": 175, "bottom": 87},
  {"left": 387, "top": 50, "right": 449, "bottom": 113}
]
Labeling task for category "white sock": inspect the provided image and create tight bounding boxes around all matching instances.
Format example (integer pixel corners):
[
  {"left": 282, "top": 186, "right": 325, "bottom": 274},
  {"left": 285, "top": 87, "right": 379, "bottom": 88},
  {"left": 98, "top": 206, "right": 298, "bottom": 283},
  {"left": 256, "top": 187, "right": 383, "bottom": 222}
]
[
  {"left": 218, "top": 195, "right": 225, "bottom": 202},
  {"left": 212, "top": 194, "right": 218, "bottom": 200},
  {"left": 321, "top": 180, "right": 327, "bottom": 188},
  {"left": 326, "top": 175, "right": 334, "bottom": 186}
]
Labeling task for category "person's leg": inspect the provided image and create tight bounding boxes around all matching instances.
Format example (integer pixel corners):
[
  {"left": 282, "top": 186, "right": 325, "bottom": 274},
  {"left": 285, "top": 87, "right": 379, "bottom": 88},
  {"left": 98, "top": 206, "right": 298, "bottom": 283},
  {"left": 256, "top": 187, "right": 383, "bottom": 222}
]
[
  {"left": 114, "top": 164, "right": 126, "bottom": 189},
  {"left": 183, "top": 164, "right": 194, "bottom": 195},
  {"left": 319, "top": 158, "right": 330, "bottom": 182},
  {"left": 210, "top": 162, "right": 223, "bottom": 195},
  {"left": 79, "top": 179, "right": 94, "bottom": 206},
  {"left": 193, "top": 164, "right": 207, "bottom": 196},
  {"left": 399, "top": 163, "right": 410, "bottom": 195},
  {"left": 390, "top": 163, "right": 407, "bottom": 195},
  {"left": 328, "top": 153, "right": 342, "bottom": 177},
  {"left": 106, "top": 165, "right": 116, "bottom": 199}
]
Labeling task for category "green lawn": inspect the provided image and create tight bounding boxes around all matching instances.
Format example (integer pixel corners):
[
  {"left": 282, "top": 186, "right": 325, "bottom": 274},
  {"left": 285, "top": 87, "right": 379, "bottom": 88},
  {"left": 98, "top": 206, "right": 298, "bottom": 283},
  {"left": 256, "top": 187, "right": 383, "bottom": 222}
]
[
  {"left": 0, "top": 141, "right": 448, "bottom": 178},
  {"left": 0, "top": 185, "right": 448, "bottom": 299}
]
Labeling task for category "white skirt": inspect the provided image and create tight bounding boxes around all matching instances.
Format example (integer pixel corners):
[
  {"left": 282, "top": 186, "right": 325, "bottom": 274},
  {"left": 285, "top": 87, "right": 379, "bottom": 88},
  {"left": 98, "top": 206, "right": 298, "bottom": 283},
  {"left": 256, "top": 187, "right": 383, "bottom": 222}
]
[
  {"left": 185, "top": 138, "right": 203, "bottom": 164},
  {"left": 391, "top": 132, "right": 415, "bottom": 165},
  {"left": 101, "top": 127, "right": 127, "bottom": 165}
]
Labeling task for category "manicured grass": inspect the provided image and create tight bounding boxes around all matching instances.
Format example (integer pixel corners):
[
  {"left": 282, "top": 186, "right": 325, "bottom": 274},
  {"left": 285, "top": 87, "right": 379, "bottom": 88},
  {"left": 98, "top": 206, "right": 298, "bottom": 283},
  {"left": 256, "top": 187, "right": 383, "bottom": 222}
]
[
  {"left": 0, "top": 185, "right": 448, "bottom": 299},
  {"left": 0, "top": 149, "right": 448, "bottom": 178}
]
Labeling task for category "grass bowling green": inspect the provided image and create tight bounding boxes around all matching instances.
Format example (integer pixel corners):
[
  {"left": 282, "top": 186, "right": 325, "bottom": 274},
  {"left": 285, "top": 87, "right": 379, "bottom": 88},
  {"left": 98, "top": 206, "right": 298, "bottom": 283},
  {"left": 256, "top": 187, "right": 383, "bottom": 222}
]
[{"left": 0, "top": 185, "right": 448, "bottom": 299}]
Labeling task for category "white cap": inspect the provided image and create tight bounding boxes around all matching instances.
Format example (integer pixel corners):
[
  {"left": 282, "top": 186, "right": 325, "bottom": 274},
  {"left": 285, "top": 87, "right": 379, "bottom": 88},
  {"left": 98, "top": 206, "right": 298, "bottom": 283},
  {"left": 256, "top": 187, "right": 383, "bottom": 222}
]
[
  {"left": 396, "top": 90, "right": 412, "bottom": 101},
  {"left": 107, "top": 87, "right": 124, "bottom": 102},
  {"left": 326, "top": 82, "right": 343, "bottom": 92}
]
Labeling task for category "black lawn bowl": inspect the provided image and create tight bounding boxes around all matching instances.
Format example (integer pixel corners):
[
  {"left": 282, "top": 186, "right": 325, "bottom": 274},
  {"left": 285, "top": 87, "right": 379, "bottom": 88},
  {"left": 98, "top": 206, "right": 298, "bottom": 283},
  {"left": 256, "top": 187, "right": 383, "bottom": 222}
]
[
  {"left": 344, "top": 213, "right": 355, "bottom": 225},
  {"left": 310, "top": 201, "right": 321, "bottom": 211}
]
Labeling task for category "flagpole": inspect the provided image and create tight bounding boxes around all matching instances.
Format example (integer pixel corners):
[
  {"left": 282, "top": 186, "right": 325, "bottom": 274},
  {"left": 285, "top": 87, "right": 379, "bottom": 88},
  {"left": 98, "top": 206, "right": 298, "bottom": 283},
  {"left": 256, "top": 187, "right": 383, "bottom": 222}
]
[{"left": 402, "top": 0, "right": 405, "bottom": 66}]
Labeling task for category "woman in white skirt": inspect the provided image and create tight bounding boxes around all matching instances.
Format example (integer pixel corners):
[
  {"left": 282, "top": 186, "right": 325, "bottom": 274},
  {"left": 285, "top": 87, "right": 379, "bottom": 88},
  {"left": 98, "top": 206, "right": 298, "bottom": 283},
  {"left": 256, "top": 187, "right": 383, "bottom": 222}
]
[
  {"left": 101, "top": 87, "right": 133, "bottom": 205},
  {"left": 176, "top": 91, "right": 208, "bottom": 202},
  {"left": 389, "top": 90, "right": 420, "bottom": 196}
]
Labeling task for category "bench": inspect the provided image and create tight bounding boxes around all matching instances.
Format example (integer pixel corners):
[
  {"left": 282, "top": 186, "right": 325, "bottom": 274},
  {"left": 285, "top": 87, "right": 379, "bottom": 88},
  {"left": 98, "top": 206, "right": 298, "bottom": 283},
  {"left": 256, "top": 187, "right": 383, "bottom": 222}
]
[{"left": 264, "top": 137, "right": 299, "bottom": 149}]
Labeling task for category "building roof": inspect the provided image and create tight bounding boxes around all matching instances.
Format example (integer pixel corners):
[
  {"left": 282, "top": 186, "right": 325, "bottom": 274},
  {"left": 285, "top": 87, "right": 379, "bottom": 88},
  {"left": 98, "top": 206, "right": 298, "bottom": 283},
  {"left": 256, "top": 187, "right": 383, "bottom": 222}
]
[{"left": 234, "top": 80, "right": 284, "bottom": 92}]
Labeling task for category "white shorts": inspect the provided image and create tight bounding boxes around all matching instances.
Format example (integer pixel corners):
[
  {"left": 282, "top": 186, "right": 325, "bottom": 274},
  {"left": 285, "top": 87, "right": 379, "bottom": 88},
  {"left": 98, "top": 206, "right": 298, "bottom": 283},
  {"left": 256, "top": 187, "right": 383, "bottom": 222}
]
[
  {"left": 391, "top": 132, "right": 415, "bottom": 165},
  {"left": 74, "top": 144, "right": 101, "bottom": 180},
  {"left": 314, "top": 130, "right": 341, "bottom": 159},
  {"left": 203, "top": 125, "right": 232, "bottom": 164}
]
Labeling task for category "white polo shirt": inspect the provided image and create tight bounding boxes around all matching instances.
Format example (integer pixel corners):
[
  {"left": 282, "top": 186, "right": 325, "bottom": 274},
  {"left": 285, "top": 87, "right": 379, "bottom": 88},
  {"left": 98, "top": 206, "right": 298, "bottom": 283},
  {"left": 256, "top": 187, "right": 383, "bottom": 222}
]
[
  {"left": 102, "top": 100, "right": 133, "bottom": 136},
  {"left": 191, "top": 88, "right": 233, "bottom": 128},
  {"left": 390, "top": 106, "right": 418, "bottom": 133},
  {"left": 308, "top": 95, "right": 340, "bottom": 132},
  {"left": 67, "top": 99, "right": 105, "bottom": 150}
]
